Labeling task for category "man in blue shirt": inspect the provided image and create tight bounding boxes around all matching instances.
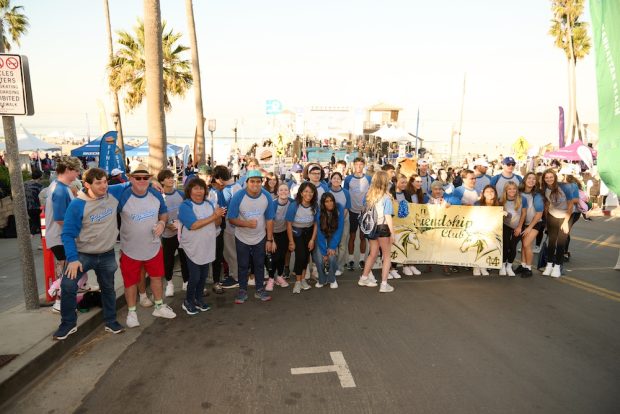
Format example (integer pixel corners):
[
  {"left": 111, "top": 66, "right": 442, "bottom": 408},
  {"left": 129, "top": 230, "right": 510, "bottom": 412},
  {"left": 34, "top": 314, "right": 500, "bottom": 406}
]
[{"left": 490, "top": 157, "right": 523, "bottom": 201}]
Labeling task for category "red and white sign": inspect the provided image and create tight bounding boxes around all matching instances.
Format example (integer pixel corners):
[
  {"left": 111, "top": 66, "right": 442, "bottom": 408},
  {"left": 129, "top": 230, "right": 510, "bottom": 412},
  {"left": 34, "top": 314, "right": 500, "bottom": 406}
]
[{"left": 0, "top": 54, "right": 27, "bottom": 115}]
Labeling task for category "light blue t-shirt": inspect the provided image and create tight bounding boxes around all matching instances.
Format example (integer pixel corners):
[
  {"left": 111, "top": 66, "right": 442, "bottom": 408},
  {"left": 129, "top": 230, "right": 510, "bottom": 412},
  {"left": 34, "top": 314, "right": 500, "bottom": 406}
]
[
  {"left": 285, "top": 201, "right": 317, "bottom": 229},
  {"left": 503, "top": 195, "right": 528, "bottom": 229},
  {"left": 226, "top": 188, "right": 275, "bottom": 245},
  {"left": 178, "top": 199, "right": 216, "bottom": 265}
]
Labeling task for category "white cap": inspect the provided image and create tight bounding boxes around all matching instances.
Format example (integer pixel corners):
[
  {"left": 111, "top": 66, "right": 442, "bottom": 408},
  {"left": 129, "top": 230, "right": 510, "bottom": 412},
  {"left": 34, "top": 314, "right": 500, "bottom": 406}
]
[
  {"left": 418, "top": 159, "right": 429, "bottom": 165},
  {"left": 473, "top": 158, "right": 489, "bottom": 168},
  {"left": 110, "top": 168, "right": 122, "bottom": 176}
]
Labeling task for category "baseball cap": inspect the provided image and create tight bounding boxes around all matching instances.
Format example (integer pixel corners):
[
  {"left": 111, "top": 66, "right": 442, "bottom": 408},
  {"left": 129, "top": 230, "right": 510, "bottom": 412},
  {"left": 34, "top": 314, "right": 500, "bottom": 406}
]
[
  {"left": 502, "top": 157, "right": 516, "bottom": 165},
  {"left": 110, "top": 168, "right": 122, "bottom": 176},
  {"left": 308, "top": 164, "right": 322, "bottom": 173},
  {"left": 246, "top": 170, "right": 263, "bottom": 180},
  {"left": 290, "top": 163, "right": 303, "bottom": 173},
  {"left": 473, "top": 158, "right": 489, "bottom": 168},
  {"left": 418, "top": 159, "right": 429, "bottom": 166}
]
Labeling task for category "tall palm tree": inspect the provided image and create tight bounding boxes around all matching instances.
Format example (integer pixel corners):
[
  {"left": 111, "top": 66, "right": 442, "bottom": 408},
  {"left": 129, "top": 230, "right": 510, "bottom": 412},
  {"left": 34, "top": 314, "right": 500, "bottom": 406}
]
[
  {"left": 108, "top": 19, "right": 193, "bottom": 113},
  {"left": 103, "top": 0, "right": 126, "bottom": 161},
  {"left": 185, "top": 0, "right": 206, "bottom": 167},
  {"left": 0, "top": 1, "right": 38, "bottom": 310},
  {"left": 549, "top": 0, "right": 591, "bottom": 144},
  {"left": 142, "top": 0, "right": 167, "bottom": 173}
]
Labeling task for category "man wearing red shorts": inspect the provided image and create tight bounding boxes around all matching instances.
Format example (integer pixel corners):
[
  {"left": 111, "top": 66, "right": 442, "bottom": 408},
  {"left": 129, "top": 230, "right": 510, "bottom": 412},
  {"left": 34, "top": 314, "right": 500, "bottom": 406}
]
[{"left": 119, "top": 164, "right": 176, "bottom": 327}]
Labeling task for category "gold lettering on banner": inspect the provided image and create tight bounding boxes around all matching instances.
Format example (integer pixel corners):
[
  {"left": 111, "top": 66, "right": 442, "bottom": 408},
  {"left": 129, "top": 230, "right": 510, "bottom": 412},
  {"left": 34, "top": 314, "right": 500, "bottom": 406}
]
[{"left": 391, "top": 203, "right": 504, "bottom": 269}]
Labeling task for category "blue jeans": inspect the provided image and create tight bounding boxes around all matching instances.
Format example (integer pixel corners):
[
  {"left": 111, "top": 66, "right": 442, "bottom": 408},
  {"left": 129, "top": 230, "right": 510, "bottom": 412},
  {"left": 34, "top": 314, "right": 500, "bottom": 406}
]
[
  {"left": 185, "top": 257, "right": 209, "bottom": 303},
  {"left": 312, "top": 248, "right": 337, "bottom": 284},
  {"left": 235, "top": 237, "right": 266, "bottom": 291},
  {"left": 60, "top": 249, "right": 118, "bottom": 327}
]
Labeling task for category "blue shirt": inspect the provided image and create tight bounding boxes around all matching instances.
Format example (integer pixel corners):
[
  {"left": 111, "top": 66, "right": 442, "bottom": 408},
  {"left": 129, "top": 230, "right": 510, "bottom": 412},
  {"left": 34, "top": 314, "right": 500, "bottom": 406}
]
[
  {"left": 226, "top": 188, "right": 275, "bottom": 245},
  {"left": 316, "top": 204, "right": 345, "bottom": 256}
]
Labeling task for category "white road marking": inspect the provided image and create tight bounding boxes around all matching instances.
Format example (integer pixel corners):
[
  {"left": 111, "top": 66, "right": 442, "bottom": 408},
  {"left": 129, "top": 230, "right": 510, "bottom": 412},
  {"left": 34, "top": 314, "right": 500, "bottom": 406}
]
[{"left": 291, "top": 351, "right": 356, "bottom": 388}]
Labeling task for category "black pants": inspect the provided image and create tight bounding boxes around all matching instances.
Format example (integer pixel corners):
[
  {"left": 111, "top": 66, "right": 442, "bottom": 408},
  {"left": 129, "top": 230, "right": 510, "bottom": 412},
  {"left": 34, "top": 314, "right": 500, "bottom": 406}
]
[
  {"left": 28, "top": 209, "right": 41, "bottom": 235},
  {"left": 502, "top": 224, "right": 522, "bottom": 263},
  {"left": 535, "top": 216, "right": 546, "bottom": 246},
  {"left": 546, "top": 214, "right": 570, "bottom": 265},
  {"left": 269, "top": 231, "right": 288, "bottom": 278},
  {"left": 212, "top": 231, "right": 224, "bottom": 284},
  {"left": 565, "top": 212, "right": 581, "bottom": 253},
  {"left": 293, "top": 227, "right": 313, "bottom": 276},
  {"left": 161, "top": 236, "right": 189, "bottom": 282}
]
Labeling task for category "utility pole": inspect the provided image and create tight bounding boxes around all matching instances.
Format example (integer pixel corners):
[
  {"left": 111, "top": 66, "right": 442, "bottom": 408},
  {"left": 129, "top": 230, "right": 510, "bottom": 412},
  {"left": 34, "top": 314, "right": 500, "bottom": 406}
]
[{"left": 456, "top": 73, "right": 466, "bottom": 165}]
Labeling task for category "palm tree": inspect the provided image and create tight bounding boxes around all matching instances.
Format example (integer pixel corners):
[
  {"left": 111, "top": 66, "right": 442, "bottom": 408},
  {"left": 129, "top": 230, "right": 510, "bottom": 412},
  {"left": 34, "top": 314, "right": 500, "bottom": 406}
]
[
  {"left": 103, "top": 0, "right": 126, "bottom": 161},
  {"left": 0, "top": 1, "right": 38, "bottom": 310},
  {"left": 108, "top": 19, "right": 193, "bottom": 113},
  {"left": 185, "top": 0, "right": 206, "bottom": 167},
  {"left": 142, "top": 0, "right": 167, "bottom": 173},
  {"left": 549, "top": 0, "right": 591, "bottom": 144}
]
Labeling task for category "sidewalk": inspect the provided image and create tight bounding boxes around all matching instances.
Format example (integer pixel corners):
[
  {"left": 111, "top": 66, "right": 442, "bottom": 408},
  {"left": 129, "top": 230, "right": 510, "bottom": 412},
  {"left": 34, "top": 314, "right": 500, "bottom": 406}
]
[{"left": 0, "top": 237, "right": 127, "bottom": 406}]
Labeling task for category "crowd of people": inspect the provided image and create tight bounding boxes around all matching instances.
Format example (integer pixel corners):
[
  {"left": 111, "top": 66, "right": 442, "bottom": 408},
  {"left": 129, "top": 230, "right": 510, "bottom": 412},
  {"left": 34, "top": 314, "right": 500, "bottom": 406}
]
[{"left": 41, "top": 152, "right": 594, "bottom": 341}]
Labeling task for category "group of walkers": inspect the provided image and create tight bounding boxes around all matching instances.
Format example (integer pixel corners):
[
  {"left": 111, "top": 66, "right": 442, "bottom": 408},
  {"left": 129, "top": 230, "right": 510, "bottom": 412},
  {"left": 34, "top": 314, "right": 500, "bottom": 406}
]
[{"left": 45, "top": 153, "right": 586, "bottom": 341}]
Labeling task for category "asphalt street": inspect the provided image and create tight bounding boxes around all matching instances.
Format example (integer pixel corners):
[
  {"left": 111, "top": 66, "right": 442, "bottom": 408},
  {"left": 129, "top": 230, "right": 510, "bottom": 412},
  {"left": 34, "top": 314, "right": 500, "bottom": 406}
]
[{"left": 4, "top": 216, "right": 620, "bottom": 414}]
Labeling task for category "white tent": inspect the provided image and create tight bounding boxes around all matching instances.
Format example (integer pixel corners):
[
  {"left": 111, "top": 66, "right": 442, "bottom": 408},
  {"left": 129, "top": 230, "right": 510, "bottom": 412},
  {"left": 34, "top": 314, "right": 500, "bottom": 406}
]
[
  {"left": 371, "top": 125, "right": 410, "bottom": 140},
  {"left": 0, "top": 126, "right": 62, "bottom": 152}
]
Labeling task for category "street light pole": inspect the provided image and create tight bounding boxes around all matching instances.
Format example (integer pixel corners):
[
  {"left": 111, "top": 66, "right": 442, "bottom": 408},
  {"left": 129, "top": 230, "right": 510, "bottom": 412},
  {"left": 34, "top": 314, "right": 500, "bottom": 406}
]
[{"left": 208, "top": 119, "right": 216, "bottom": 166}]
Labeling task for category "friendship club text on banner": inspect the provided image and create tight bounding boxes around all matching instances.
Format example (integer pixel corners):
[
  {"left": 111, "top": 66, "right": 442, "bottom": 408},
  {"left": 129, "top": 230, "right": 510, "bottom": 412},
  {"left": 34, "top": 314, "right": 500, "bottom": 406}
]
[{"left": 390, "top": 203, "right": 504, "bottom": 269}]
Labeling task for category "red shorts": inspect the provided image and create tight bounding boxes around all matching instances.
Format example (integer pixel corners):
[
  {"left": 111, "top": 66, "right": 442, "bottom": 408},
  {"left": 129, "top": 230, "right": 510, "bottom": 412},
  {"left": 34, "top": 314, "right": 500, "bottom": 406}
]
[{"left": 120, "top": 248, "right": 164, "bottom": 288}]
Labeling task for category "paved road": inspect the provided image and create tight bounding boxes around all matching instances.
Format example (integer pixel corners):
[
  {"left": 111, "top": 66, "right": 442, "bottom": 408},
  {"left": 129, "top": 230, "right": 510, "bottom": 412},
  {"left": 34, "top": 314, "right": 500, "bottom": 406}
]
[{"left": 5, "top": 217, "right": 620, "bottom": 413}]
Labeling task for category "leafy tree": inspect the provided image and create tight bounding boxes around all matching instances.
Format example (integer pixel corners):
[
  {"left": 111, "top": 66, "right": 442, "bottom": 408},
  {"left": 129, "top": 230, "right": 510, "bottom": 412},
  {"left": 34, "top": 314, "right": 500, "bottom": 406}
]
[{"left": 0, "top": 0, "right": 28, "bottom": 51}]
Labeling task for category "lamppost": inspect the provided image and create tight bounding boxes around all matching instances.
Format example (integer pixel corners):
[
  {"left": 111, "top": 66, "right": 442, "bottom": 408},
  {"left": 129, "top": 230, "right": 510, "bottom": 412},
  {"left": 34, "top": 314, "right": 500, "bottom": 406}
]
[
  {"left": 233, "top": 119, "right": 238, "bottom": 149},
  {"left": 208, "top": 119, "right": 216, "bottom": 166}
]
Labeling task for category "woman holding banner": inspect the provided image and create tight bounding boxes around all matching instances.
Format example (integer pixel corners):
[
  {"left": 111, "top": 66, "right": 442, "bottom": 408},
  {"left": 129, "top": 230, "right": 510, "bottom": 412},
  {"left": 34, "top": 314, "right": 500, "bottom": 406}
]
[
  {"left": 500, "top": 182, "right": 528, "bottom": 276},
  {"left": 473, "top": 185, "right": 501, "bottom": 276},
  {"left": 358, "top": 171, "right": 395, "bottom": 293}
]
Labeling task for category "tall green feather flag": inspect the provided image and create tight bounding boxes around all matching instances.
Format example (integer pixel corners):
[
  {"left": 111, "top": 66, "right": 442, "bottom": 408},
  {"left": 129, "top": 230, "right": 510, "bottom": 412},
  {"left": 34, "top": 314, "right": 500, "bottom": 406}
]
[{"left": 590, "top": 0, "right": 620, "bottom": 194}]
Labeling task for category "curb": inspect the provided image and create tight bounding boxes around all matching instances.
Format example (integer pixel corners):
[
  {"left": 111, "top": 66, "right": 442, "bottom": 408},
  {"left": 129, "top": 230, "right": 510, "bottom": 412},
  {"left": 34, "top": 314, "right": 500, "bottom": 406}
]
[{"left": 0, "top": 288, "right": 126, "bottom": 407}]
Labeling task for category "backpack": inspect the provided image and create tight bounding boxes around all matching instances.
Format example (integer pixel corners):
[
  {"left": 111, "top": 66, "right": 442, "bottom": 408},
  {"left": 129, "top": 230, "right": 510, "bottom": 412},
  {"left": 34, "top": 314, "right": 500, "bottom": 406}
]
[
  {"left": 359, "top": 205, "right": 378, "bottom": 238},
  {"left": 577, "top": 189, "right": 591, "bottom": 213}
]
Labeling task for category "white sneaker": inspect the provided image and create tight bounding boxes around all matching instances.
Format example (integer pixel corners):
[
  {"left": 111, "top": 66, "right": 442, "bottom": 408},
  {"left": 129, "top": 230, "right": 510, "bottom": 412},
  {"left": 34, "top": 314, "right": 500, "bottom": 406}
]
[
  {"left": 248, "top": 277, "right": 256, "bottom": 287},
  {"left": 152, "top": 303, "right": 176, "bottom": 319},
  {"left": 165, "top": 281, "right": 174, "bottom": 297},
  {"left": 402, "top": 266, "right": 413, "bottom": 276},
  {"left": 126, "top": 311, "right": 140, "bottom": 328},
  {"left": 499, "top": 263, "right": 507, "bottom": 276},
  {"left": 367, "top": 271, "right": 377, "bottom": 283},
  {"left": 389, "top": 269, "right": 401, "bottom": 279},
  {"left": 139, "top": 295, "right": 154, "bottom": 308},
  {"left": 315, "top": 282, "right": 324, "bottom": 288},
  {"left": 330, "top": 281, "right": 338, "bottom": 289},
  {"left": 300, "top": 279, "right": 312, "bottom": 290},
  {"left": 473, "top": 267, "right": 481, "bottom": 276},
  {"left": 533, "top": 245, "right": 541, "bottom": 254},
  {"left": 480, "top": 268, "right": 489, "bottom": 276},
  {"left": 550, "top": 264, "right": 562, "bottom": 278},
  {"left": 506, "top": 264, "right": 516, "bottom": 277},
  {"left": 379, "top": 282, "right": 394, "bottom": 293},
  {"left": 52, "top": 299, "right": 61, "bottom": 314},
  {"left": 410, "top": 265, "right": 422, "bottom": 275},
  {"left": 182, "top": 281, "right": 188, "bottom": 291},
  {"left": 293, "top": 281, "right": 301, "bottom": 293},
  {"left": 542, "top": 263, "right": 553, "bottom": 276},
  {"left": 358, "top": 276, "right": 378, "bottom": 287},
  {"left": 335, "top": 270, "right": 343, "bottom": 276}
]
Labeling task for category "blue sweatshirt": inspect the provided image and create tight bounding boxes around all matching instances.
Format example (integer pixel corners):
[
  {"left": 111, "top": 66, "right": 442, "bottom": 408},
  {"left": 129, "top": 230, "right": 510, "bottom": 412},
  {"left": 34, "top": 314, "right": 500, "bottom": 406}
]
[{"left": 316, "top": 204, "right": 345, "bottom": 256}]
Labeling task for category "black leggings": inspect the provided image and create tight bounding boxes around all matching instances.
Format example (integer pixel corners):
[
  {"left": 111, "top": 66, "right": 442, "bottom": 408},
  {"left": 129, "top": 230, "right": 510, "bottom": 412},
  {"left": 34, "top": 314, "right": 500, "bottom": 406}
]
[
  {"left": 293, "top": 227, "right": 313, "bottom": 276},
  {"left": 565, "top": 212, "right": 580, "bottom": 253},
  {"left": 546, "top": 214, "right": 570, "bottom": 265},
  {"left": 502, "top": 224, "right": 522, "bottom": 263},
  {"left": 161, "top": 236, "right": 189, "bottom": 282},
  {"left": 269, "top": 231, "right": 288, "bottom": 278},
  {"left": 212, "top": 231, "right": 224, "bottom": 284},
  {"left": 536, "top": 217, "right": 546, "bottom": 247}
]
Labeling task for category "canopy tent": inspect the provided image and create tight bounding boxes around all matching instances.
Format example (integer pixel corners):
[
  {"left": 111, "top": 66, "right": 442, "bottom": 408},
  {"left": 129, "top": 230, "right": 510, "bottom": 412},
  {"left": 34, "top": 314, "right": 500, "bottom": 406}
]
[
  {"left": 543, "top": 140, "right": 597, "bottom": 161},
  {"left": 371, "top": 125, "right": 410, "bottom": 140},
  {"left": 125, "top": 141, "right": 182, "bottom": 157},
  {"left": 70, "top": 136, "right": 134, "bottom": 157},
  {"left": 0, "top": 126, "right": 61, "bottom": 152}
]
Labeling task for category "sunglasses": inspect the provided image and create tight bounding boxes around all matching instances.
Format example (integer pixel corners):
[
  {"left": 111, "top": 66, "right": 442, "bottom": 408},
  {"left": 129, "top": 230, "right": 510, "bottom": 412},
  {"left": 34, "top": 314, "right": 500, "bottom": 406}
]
[
  {"left": 132, "top": 176, "right": 150, "bottom": 181},
  {"left": 506, "top": 163, "right": 516, "bottom": 167}
]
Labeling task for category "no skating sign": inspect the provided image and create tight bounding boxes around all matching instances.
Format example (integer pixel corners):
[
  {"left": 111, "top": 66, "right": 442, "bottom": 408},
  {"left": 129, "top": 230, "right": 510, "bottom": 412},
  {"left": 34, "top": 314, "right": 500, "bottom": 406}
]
[{"left": 0, "top": 54, "right": 34, "bottom": 116}]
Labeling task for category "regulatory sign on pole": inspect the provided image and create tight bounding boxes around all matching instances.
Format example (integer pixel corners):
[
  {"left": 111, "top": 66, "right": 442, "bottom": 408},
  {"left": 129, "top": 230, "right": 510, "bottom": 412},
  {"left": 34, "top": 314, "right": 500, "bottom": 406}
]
[{"left": 0, "top": 54, "right": 34, "bottom": 116}]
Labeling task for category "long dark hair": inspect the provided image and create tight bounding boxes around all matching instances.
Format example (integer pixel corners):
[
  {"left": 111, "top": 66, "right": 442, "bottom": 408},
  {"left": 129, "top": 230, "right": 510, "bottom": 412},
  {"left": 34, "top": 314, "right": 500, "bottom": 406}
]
[
  {"left": 541, "top": 169, "right": 561, "bottom": 202},
  {"left": 319, "top": 193, "right": 339, "bottom": 240},
  {"left": 406, "top": 174, "right": 425, "bottom": 204},
  {"left": 478, "top": 185, "right": 499, "bottom": 206},
  {"left": 295, "top": 181, "right": 317, "bottom": 214}
]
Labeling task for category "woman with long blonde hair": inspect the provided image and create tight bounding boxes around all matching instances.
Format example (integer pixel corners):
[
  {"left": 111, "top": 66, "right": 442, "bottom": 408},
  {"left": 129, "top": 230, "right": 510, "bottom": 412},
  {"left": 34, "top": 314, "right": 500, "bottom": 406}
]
[
  {"left": 500, "top": 181, "right": 527, "bottom": 276},
  {"left": 358, "top": 170, "right": 395, "bottom": 293}
]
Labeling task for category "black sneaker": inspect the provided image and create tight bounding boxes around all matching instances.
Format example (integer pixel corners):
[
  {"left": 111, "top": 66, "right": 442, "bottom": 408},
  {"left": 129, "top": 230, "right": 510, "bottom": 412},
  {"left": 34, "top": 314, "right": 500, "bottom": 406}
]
[
  {"left": 514, "top": 265, "right": 525, "bottom": 274},
  {"left": 221, "top": 276, "right": 239, "bottom": 289},
  {"left": 359, "top": 260, "right": 365, "bottom": 270},
  {"left": 194, "top": 301, "right": 211, "bottom": 312},
  {"left": 182, "top": 300, "right": 199, "bottom": 315},
  {"left": 283, "top": 266, "right": 291, "bottom": 279},
  {"left": 521, "top": 269, "right": 533, "bottom": 278},
  {"left": 53, "top": 324, "right": 77, "bottom": 341},
  {"left": 104, "top": 321, "right": 125, "bottom": 334},
  {"left": 346, "top": 261, "right": 354, "bottom": 271}
]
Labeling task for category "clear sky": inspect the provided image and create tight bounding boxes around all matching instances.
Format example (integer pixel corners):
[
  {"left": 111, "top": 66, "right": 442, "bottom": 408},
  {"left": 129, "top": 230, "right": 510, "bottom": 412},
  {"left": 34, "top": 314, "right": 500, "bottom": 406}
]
[{"left": 11, "top": 0, "right": 600, "bottom": 155}]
